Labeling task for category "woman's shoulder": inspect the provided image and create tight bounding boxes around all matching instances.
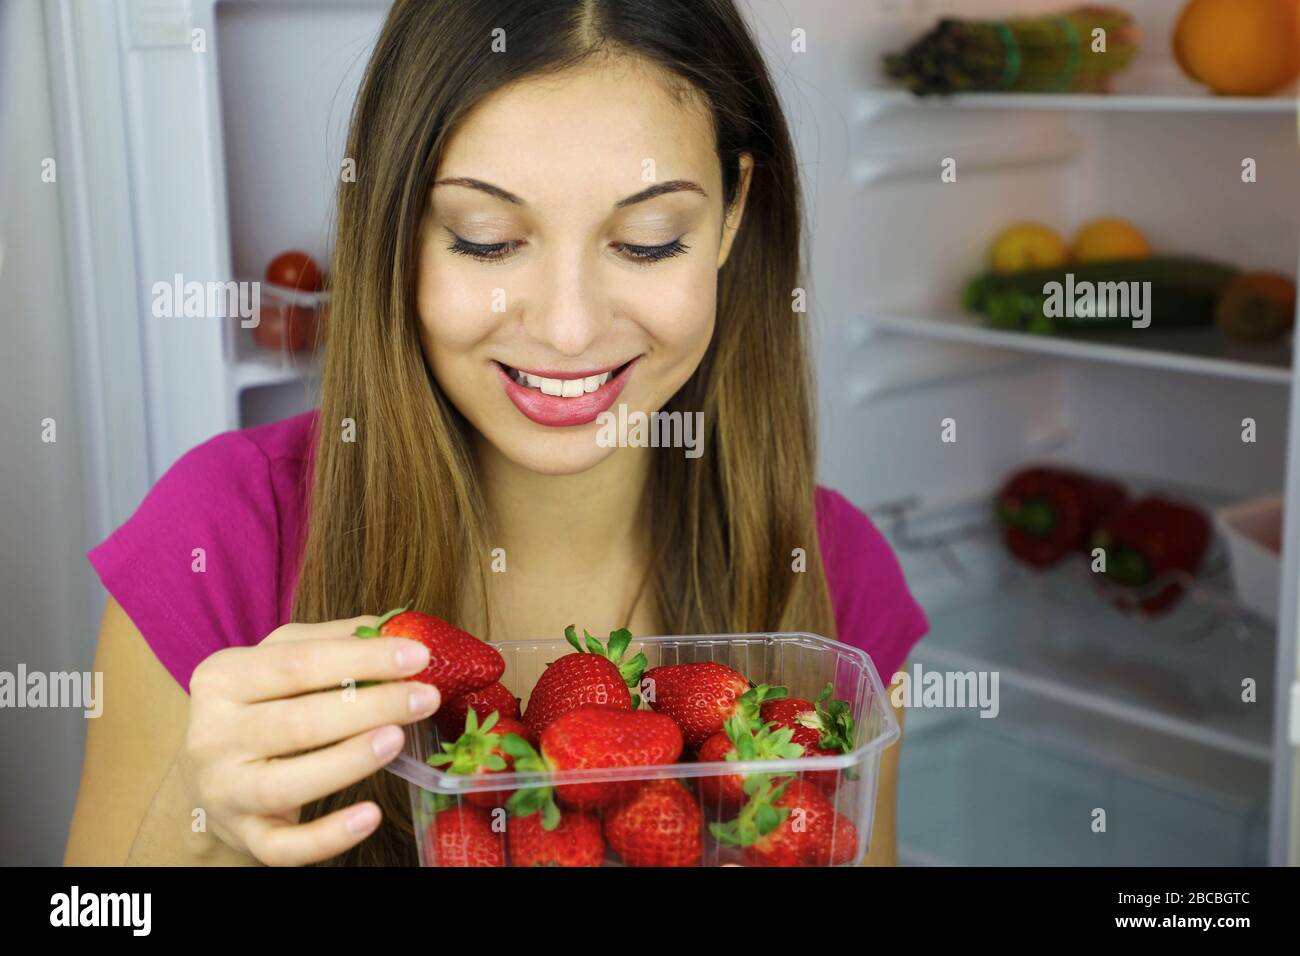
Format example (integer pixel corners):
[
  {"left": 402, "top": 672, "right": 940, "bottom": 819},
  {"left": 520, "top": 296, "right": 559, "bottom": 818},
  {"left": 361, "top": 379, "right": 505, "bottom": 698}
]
[
  {"left": 814, "top": 484, "right": 929, "bottom": 683},
  {"left": 87, "top": 411, "right": 319, "bottom": 692}
]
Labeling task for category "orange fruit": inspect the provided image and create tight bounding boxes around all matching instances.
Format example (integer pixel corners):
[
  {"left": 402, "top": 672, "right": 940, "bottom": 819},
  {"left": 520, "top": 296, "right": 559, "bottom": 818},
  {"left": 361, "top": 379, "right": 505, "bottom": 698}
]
[
  {"left": 1070, "top": 218, "right": 1152, "bottom": 263},
  {"left": 1173, "top": 0, "right": 1299, "bottom": 96},
  {"left": 989, "top": 223, "right": 1068, "bottom": 275}
]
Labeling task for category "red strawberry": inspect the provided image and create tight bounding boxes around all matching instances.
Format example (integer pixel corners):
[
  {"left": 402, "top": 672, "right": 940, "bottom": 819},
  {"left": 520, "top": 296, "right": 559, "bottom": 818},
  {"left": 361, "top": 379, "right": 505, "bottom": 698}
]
[
  {"left": 508, "top": 810, "right": 605, "bottom": 867},
  {"left": 504, "top": 708, "right": 683, "bottom": 819},
  {"left": 522, "top": 626, "right": 647, "bottom": 736},
  {"left": 436, "top": 682, "right": 520, "bottom": 741},
  {"left": 760, "top": 682, "right": 856, "bottom": 793},
  {"left": 424, "top": 805, "right": 505, "bottom": 867},
  {"left": 712, "top": 777, "right": 858, "bottom": 867},
  {"left": 642, "top": 661, "right": 785, "bottom": 750},
  {"left": 697, "top": 715, "right": 804, "bottom": 811},
  {"left": 355, "top": 607, "right": 504, "bottom": 698},
  {"left": 425, "top": 708, "right": 531, "bottom": 809},
  {"left": 603, "top": 779, "right": 703, "bottom": 867}
]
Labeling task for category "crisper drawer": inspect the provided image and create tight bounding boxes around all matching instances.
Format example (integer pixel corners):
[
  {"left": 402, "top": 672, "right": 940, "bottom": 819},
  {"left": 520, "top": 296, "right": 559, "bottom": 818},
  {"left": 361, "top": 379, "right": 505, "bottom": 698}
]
[{"left": 896, "top": 692, "right": 1269, "bottom": 866}]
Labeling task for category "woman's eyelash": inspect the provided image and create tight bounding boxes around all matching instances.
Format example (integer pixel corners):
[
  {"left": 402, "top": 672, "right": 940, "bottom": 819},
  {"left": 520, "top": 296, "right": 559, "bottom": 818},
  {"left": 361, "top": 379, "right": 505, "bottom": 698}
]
[
  {"left": 445, "top": 236, "right": 516, "bottom": 261},
  {"left": 617, "top": 239, "right": 690, "bottom": 263},
  {"left": 444, "top": 233, "right": 689, "bottom": 264}
]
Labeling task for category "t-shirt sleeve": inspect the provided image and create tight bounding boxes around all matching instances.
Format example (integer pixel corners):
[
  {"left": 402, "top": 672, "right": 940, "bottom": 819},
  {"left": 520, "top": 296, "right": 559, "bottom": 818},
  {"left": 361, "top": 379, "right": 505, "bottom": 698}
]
[
  {"left": 87, "top": 431, "right": 282, "bottom": 693},
  {"left": 817, "top": 486, "right": 928, "bottom": 686}
]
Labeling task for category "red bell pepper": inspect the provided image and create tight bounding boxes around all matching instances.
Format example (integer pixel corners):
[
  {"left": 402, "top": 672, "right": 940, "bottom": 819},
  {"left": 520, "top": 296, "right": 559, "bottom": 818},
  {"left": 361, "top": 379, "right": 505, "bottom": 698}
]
[
  {"left": 996, "top": 466, "right": 1128, "bottom": 568},
  {"left": 1091, "top": 496, "right": 1211, "bottom": 615}
]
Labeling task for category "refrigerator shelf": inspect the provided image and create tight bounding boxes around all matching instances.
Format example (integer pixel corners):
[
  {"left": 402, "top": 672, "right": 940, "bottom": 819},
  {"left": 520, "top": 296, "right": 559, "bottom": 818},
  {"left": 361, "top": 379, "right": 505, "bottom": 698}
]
[
  {"left": 897, "top": 709, "right": 1268, "bottom": 866},
  {"left": 878, "top": 492, "right": 1277, "bottom": 762},
  {"left": 229, "top": 353, "right": 321, "bottom": 391},
  {"left": 856, "top": 87, "right": 1300, "bottom": 120},
  {"left": 860, "top": 308, "right": 1293, "bottom": 386}
]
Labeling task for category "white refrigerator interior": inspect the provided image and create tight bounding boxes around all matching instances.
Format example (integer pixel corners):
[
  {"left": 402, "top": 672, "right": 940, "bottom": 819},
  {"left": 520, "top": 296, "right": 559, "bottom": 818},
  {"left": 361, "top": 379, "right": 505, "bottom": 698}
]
[{"left": 45, "top": 0, "right": 1300, "bottom": 865}]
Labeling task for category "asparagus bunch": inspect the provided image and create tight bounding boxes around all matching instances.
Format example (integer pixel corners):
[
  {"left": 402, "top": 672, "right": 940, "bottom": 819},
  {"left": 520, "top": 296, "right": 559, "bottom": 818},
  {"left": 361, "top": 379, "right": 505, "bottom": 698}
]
[{"left": 883, "top": 6, "right": 1140, "bottom": 96}]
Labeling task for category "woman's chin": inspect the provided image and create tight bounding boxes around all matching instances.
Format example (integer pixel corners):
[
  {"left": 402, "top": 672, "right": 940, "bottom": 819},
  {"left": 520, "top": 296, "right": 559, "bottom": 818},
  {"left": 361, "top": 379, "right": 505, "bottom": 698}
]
[{"left": 486, "top": 424, "right": 623, "bottom": 477}]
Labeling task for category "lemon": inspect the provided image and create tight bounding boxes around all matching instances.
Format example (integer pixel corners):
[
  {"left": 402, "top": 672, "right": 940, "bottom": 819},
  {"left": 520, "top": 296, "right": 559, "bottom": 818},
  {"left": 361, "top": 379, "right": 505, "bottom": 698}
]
[{"left": 989, "top": 223, "right": 1068, "bottom": 275}]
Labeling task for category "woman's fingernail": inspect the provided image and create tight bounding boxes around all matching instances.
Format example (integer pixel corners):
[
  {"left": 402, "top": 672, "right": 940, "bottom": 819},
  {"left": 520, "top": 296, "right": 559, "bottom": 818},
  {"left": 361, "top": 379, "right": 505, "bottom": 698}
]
[
  {"left": 346, "top": 803, "right": 381, "bottom": 836},
  {"left": 394, "top": 642, "right": 430, "bottom": 673},
  {"left": 371, "top": 725, "right": 405, "bottom": 759},
  {"left": 409, "top": 684, "right": 441, "bottom": 715}
]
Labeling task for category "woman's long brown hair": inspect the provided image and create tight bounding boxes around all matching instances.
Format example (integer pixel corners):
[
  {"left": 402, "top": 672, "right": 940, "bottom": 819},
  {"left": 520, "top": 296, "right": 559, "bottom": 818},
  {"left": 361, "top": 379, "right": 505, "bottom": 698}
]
[{"left": 293, "top": 0, "right": 837, "bottom": 865}]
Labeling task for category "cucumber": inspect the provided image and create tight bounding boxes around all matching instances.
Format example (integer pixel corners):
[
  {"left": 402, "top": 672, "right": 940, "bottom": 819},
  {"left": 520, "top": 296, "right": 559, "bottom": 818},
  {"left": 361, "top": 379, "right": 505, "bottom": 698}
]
[{"left": 962, "top": 256, "right": 1240, "bottom": 334}]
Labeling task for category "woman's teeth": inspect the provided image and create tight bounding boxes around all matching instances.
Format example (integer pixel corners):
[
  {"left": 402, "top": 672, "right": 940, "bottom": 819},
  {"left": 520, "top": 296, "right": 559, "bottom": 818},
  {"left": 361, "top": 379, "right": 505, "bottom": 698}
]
[{"left": 509, "top": 367, "right": 613, "bottom": 397}]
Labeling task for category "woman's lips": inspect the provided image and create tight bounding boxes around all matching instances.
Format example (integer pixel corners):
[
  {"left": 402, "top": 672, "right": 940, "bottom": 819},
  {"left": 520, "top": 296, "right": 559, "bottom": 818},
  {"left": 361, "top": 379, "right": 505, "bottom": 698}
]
[{"left": 495, "top": 357, "right": 638, "bottom": 427}]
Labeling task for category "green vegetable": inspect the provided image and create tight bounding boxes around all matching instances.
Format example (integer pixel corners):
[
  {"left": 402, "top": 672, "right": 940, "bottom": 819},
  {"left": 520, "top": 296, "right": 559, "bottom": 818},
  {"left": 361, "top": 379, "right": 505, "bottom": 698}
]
[
  {"left": 962, "top": 256, "right": 1240, "bottom": 334},
  {"left": 883, "top": 6, "right": 1140, "bottom": 97}
]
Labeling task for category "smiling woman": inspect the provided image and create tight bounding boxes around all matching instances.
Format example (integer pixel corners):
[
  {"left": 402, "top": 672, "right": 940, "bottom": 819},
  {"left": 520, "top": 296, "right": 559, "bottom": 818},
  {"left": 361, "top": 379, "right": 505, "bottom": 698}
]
[{"left": 69, "top": 0, "right": 926, "bottom": 868}]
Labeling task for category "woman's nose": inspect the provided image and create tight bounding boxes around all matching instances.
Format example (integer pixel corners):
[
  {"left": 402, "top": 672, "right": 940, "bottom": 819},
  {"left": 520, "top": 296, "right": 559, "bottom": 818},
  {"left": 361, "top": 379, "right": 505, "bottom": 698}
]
[{"left": 519, "top": 248, "right": 611, "bottom": 357}]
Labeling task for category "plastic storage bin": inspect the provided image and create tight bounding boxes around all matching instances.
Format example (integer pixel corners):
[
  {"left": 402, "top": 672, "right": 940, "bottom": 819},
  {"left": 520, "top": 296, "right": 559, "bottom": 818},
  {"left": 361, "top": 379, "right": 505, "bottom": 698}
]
[
  {"left": 247, "top": 278, "right": 329, "bottom": 359},
  {"left": 385, "top": 632, "right": 899, "bottom": 867},
  {"left": 1214, "top": 494, "right": 1283, "bottom": 623}
]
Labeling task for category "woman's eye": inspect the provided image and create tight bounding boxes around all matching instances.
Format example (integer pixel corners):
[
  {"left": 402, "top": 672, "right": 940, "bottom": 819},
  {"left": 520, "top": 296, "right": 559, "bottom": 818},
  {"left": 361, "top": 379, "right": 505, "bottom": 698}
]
[
  {"left": 444, "top": 233, "right": 690, "bottom": 264},
  {"left": 446, "top": 235, "right": 517, "bottom": 262},
  {"left": 617, "top": 238, "right": 690, "bottom": 264}
]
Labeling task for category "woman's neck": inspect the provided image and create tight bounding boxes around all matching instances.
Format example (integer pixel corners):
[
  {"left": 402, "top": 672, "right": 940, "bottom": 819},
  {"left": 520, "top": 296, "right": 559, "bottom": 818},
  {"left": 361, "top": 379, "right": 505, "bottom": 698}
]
[{"left": 471, "top": 436, "right": 655, "bottom": 633}]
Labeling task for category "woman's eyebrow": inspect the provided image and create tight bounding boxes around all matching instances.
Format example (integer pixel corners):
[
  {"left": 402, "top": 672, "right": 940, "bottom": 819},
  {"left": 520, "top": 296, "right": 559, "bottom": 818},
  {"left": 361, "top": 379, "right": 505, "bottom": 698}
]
[{"left": 432, "top": 177, "right": 707, "bottom": 208}]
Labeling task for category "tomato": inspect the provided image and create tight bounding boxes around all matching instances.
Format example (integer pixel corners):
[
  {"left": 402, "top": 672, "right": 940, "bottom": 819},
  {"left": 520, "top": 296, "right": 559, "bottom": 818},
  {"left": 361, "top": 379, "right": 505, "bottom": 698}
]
[{"left": 265, "top": 250, "right": 324, "bottom": 292}]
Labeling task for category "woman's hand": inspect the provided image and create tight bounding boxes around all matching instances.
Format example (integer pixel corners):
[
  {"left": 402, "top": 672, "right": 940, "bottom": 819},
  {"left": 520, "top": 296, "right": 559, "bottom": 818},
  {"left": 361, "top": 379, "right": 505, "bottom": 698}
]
[{"left": 178, "top": 616, "right": 440, "bottom": 866}]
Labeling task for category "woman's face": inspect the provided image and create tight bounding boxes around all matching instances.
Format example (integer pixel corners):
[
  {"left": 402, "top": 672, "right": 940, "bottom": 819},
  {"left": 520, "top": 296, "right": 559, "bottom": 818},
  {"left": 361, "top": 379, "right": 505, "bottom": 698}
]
[{"left": 416, "top": 55, "right": 751, "bottom": 476}]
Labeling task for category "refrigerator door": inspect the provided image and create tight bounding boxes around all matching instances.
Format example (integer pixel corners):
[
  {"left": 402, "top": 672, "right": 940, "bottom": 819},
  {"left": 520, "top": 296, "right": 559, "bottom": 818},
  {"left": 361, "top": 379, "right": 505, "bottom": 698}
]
[{"left": 1275, "top": 258, "right": 1300, "bottom": 864}]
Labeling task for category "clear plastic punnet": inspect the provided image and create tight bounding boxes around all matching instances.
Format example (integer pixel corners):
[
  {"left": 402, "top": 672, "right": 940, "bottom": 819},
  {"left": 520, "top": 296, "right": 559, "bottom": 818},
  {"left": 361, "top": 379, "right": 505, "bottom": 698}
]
[{"left": 385, "top": 632, "right": 900, "bottom": 867}]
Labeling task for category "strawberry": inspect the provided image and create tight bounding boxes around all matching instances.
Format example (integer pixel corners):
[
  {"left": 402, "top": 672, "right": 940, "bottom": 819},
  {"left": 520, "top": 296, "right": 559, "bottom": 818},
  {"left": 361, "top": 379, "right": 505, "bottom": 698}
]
[
  {"left": 436, "top": 682, "right": 520, "bottom": 741},
  {"left": 642, "top": 661, "right": 786, "bottom": 750},
  {"left": 424, "top": 805, "right": 505, "bottom": 867},
  {"left": 354, "top": 607, "right": 504, "bottom": 698},
  {"left": 760, "top": 682, "right": 856, "bottom": 793},
  {"left": 504, "top": 707, "right": 683, "bottom": 822},
  {"left": 696, "top": 714, "right": 804, "bottom": 811},
  {"left": 603, "top": 779, "right": 703, "bottom": 867},
  {"left": 711, "top": 776, "right": 859, "bottom": 867},
  {"left": 521, "top": 626, "right": 647, "bottom": 736},
  {"left": 508, "top": 810, "right": 605, "bottom": 867},
  {"left": 425, "top": 708, "right": 531, "bottom": 809}
]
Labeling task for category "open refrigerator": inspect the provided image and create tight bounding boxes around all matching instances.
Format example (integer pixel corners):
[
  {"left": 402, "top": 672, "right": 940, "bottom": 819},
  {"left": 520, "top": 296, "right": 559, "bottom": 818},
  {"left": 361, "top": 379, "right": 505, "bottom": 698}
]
[{"left": 45, "top": 0, "right": 1300, "bottom": 865}]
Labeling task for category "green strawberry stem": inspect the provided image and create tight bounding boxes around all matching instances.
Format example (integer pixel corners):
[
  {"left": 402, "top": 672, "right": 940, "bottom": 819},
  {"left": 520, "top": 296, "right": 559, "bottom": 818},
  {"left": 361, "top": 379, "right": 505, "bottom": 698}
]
[
  {"left": 562, "top": 624, "right": 648, "bottom": 691},
  {"left": 353, "top": 605, "right": 409, "bottom": 638},
  {"left": 812, "top": 682, "right": 856, "bottom": 754},
  {"left": 709, "top": 774, "right": 794, "bottom": 847},
  {"left": 733, "top": 683, "right": 788, "bottom": 733},
  {"left": 498, "top": 733, "right": 563, "bottom": 831},
  {"left": 723, "top": 713, "right": 804, "bottom": 762},
  {"left": 425, "top": 707, "right": 508, "bottom": 776}
]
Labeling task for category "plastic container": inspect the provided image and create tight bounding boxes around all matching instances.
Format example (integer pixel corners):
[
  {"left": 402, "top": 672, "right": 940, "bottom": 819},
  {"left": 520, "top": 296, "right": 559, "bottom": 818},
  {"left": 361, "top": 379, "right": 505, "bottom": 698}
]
[
  {"left": 248, "top": 279, "right": 329, "bottom": 359},
  {"left": 385, "top": 632, "right": 900, "bottom": 867},
  {"left": 1214, "top": 494, "right": 1283, "bottom": 623}
]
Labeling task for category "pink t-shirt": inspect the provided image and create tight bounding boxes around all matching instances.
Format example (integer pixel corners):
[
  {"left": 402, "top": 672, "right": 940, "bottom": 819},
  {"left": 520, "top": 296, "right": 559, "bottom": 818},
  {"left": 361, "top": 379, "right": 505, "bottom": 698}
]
[{"left": 87, "top": 411, "right": 928, "bottom": 692}]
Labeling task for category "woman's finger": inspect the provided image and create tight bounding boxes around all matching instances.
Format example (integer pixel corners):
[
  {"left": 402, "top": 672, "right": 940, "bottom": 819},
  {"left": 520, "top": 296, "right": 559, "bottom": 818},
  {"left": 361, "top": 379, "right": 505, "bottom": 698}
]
[
  {"left": 229, "top": 725, "right": 409, "bottom": 815},
  {"left": 240, "top": 801, "right": 384, "bottom": 867},
  {"left": 236, "top": 680, "right": 439, "bottom": 759},
  {"left": 261, "top": 615, "right": 382, "bottom": 645},
  {"left": 204, "top": 635, "right": 429, "bottom": 703}
]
